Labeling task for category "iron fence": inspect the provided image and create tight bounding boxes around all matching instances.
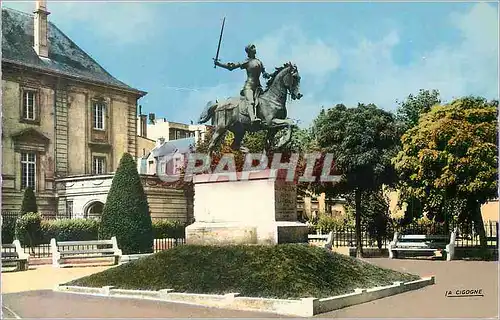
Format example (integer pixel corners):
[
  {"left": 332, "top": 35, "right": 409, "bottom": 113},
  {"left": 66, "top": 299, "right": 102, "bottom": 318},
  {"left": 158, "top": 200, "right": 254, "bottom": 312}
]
[
  {"left": 2, "top": 211, "right": 61, "bottom": 220},
  {"left": 312, "top": 221, "right": 498, "bottom": 249},
  {"left": 2, "top": 239, "right": 187, "bottom": 259},
  {"left": 154, "top": 238, "right": 186, "bottom": 252}
]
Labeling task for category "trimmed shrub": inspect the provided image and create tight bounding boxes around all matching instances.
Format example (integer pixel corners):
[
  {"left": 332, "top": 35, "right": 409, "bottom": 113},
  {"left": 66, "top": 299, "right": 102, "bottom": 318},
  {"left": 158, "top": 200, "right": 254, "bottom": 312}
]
[
  {"left": 40, "top": 219, "right": 99, "bottom": 242},
  {"left": 316, "top": 214, "right": 355, "bottom": 233},
  {"left": 99, "top": 153, "right": 153, "bottom": 254},
  {"left": 15, "top": 212, "right": 43, "bottom": 247},
  {"left": 152, "top": 220, "right": 185, "bottom": 239},
  {"left": 67, "top": 244, "right": 420, "bottom": 299},
  {"left": 20, "top": 187, "right": 38, "bottom": 215},
  {"left": 2, "top": 216, "right": 17, "bottom": 243}
]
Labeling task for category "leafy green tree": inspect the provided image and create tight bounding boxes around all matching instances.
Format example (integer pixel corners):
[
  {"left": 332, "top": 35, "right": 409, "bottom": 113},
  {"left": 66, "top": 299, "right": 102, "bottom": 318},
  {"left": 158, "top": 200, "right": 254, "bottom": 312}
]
[
  {"left": 20, "top": 187, "right": 38, "bottom": 215},
  {"left": 311, "top": 103, "right": 400, "bottom": 257},
  {"left": 99, "top": 153, "right": 153, "bottom": 254},
  {"left": 393, "top": 97, "right": 498, "bottom": 249},
  {"left": 345, "top": 189, "right": 390, "bottom": 250},
  {"left": 396, "top": 89, "right": 441, "bottom": 131}
]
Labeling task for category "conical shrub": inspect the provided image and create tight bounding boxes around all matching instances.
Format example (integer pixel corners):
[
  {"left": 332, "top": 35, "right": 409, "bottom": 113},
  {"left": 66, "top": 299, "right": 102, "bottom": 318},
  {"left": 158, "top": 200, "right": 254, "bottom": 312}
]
[
  {"left": 98, "top": 153, "right": 153, "bottom": 254},
  {"left": 20, "top": 187, "right": 38, "bottom": 215}
]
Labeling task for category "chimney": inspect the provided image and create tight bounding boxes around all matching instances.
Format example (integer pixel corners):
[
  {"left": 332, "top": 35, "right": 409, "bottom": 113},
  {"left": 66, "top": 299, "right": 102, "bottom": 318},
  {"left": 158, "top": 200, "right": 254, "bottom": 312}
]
[
  {"left": 33, "top": 0, "right": 50, "bottom": 58},
  {"left": 148, "top": 113, "right": 156, "bottom": 124}
]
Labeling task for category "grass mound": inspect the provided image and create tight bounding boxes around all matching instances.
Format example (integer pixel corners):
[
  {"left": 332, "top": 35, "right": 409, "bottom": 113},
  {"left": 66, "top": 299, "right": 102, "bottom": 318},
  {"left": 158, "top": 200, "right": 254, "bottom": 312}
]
[{"left": 66, "top": 244, "right": 420, "bottom": 299}]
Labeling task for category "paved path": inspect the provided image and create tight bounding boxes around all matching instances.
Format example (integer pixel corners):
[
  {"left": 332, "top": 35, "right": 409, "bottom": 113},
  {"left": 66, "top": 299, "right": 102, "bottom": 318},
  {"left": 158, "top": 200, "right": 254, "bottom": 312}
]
[
  {"left": 1, "top": 264, "right": 112, "bottom": 293},
  {"left": 1, "top": 259, "right": 498, "bottom": 318},
  {"left": 317, "top": 258, "right": 499, "bottom": 318},
  {"left": 2, "top": 290, "right": 282, "bottom": 318}
]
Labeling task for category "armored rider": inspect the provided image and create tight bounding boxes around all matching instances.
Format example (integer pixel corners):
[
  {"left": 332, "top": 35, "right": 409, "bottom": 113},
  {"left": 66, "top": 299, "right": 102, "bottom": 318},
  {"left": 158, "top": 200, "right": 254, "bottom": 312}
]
[{"left": 214, "top": 44, "right": 270, "bottom": 124}]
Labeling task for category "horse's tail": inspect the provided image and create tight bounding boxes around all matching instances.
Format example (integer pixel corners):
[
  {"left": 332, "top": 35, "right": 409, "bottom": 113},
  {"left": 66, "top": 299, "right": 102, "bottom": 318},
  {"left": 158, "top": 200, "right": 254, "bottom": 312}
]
[{"left": 198, "top": 101, "right": 217, "bottom": 124}]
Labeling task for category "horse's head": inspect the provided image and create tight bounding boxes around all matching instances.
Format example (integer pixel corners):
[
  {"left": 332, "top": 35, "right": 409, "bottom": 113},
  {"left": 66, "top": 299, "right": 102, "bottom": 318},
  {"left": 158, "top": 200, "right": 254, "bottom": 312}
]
[
  {"left": 283, "top": 62, "right": 302, "bottom": 100},
  {"left": 265, "top": 62, "right": 303, "bottom": 100}
]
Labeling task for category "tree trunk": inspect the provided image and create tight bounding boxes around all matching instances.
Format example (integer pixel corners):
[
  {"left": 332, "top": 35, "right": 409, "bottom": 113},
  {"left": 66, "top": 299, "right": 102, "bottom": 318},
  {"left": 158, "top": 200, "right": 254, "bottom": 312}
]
[
  {"left": 469, "top": 199, "right": 487, "bottom": 250},
  {"left": 355, "top": 189, "right": 363, "bottom": 258}
]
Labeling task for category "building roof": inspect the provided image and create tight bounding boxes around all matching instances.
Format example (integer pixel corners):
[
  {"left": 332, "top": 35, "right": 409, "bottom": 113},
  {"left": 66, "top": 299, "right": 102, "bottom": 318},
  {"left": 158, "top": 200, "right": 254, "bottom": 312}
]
[
  {"left": 151, "top": 137, "right": 196, "bottom": 158},
  {"left": 1, "top": 7, "right": 146, "bottom": 96}
]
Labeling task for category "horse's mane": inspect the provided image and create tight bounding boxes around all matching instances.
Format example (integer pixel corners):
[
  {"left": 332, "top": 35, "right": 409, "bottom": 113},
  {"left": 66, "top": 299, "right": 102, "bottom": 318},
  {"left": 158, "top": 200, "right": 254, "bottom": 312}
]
[{"left": 265, "top": 62, "right": 294, "bottom": 90}]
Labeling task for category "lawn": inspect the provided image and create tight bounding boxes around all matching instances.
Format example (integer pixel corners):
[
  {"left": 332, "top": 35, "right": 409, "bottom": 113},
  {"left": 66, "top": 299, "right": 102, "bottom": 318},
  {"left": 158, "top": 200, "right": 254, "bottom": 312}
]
[{"left": 65, "top": 244, "right": 420, "bottom": 299}]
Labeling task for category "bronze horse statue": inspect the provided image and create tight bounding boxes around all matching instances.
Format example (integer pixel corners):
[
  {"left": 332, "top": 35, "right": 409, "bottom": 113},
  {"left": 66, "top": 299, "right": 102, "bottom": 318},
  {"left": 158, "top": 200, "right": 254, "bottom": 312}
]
[{"left": 198, "top": 62, "right": 302, "bottom": 154}]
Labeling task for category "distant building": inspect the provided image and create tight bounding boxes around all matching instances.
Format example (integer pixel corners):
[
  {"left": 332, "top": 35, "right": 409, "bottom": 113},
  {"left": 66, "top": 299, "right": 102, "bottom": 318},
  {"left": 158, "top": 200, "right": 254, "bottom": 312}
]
[{"left": 137, "top": 112, "right": 211, "bottom": 145}]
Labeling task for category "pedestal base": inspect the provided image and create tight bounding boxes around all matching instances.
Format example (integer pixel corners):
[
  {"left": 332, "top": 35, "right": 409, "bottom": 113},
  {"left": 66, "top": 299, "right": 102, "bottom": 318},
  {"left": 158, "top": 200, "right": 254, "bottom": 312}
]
[
  {"left": 186, "top": 221, "right": 309, "bottom": 245},
  {"left": 187, "top": 170, "right": 308, "bottom": 246}
]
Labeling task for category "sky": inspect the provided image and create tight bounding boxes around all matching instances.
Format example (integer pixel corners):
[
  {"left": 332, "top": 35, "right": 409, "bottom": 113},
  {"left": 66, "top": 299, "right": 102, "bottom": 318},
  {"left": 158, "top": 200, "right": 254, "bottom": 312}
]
[{"left": 3, "top": 1, "right": 499, "bottom": 127}]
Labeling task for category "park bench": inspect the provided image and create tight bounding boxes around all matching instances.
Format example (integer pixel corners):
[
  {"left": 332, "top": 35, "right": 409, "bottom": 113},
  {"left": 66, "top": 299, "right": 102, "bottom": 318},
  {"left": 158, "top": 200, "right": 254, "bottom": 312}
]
[
  {"left": 50, "top": 237, "right": 122, "bottom": 268},
  {"left": 1, "top": 240, "right": 29, "bottom": 272},
  {"left": 308, "top": 232, "right": 336, "bottom": 250},
  {"left": 388, "top": 228, "right": 458, "bottom": 261}
]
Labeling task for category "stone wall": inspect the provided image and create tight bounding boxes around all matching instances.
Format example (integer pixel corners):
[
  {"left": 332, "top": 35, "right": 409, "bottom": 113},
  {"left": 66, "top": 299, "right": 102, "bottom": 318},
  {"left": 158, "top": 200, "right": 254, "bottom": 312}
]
[
  {"left": 141, "top": 175, "right": 193, "bottom": 222},
  {"left": 54, "top": 174, "right": 192, "bottom": 222}
]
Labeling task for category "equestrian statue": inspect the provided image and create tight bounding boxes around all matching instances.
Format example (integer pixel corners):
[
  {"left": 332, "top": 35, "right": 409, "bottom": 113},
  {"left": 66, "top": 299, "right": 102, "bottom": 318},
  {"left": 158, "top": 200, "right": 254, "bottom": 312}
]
[{"left": 198, "top": 19, "right": 303, "bottom": 154}]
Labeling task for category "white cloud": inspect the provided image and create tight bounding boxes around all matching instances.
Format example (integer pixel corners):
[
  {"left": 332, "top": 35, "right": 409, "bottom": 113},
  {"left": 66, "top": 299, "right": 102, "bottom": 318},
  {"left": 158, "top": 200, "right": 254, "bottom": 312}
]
[
  {"left": 3, "top": 1, "right": 160, "bottom": 45},
  {"left": 172, "top": 82, "right": 241, "bottom": 124},
  {"left": 255, "top": 25, "right": 341, "bottom": 82},
  {"left": 338, "top": 2, "right": 499, "bottom": 110}
]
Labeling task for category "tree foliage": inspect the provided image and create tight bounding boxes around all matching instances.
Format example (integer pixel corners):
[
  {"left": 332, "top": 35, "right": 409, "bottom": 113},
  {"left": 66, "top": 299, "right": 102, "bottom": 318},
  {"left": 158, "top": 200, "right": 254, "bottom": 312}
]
[
  {"left": 20, "top": 187, "right": 38, "bottom": 215},
  {"left": 393, "top": 97, "right": 498, "bottom": 248},
  {"left": 15, "top": 212, "right": 42, "bottom": 253},
  {"left": 310, "top": 103, "right": 401, "bottom": 257},
  {"left": 99, "top": 153, "right": 153, "bottom": 254},
  {"left": 345, "top": 188, "right": 391, "bottom": 250},
  {"left": 396, "top": 89, "right": 441, "bottom": 131}
]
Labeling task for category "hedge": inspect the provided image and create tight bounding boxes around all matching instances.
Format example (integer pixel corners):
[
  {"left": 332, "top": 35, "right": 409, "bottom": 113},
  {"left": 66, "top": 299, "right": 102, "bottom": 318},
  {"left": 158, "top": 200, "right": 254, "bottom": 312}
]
[
  {"left": 152, "top": 220, "right": 185, "bottom": 239},
  {"left": 2, "top": 216, "right": 17, "bottom": 243},
  {"left": 15, "top": 212, "right": 43, "bottom": 246},
  {"left": 4, "top": 215, "right": 185, "bottom": 245},
  {"left": 40, "top": 219, "right": 99, "bottom": 242}
]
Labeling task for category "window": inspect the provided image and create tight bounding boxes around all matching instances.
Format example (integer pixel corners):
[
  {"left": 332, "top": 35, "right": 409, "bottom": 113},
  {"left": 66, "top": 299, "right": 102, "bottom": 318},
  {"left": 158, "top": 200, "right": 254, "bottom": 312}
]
[
  {"left": 86, "top": 202, "right": 103, "bottom": 219},
  {"left": 23, "top": 90, "right": 36, "bottom": 120},
  {"left": 21, "top": 152, "right": 36, "bottom": 189},
  {"left": 66, "top": 201, "right": 73, "bottom": 219},
  {"left": 93, "top": 101, "right": 106, "bottom": 130},
  {"left": 92, "top": 156, "right": 106, "bottom": 175}
]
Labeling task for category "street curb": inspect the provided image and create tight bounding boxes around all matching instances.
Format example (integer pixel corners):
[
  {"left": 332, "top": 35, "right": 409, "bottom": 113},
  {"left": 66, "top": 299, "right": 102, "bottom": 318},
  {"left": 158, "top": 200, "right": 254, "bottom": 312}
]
[{"left": 54, "top": 276, "right": 435, "bottom": 317}]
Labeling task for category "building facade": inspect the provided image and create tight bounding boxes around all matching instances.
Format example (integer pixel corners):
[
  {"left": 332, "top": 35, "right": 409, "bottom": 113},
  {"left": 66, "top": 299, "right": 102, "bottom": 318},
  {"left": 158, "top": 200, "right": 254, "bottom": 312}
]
[
  {"left": 142, "top": 112, "right": 210, "bottom": 145},
  {"left": 1, "top": 2, "right": 145, "bottom": 215}
]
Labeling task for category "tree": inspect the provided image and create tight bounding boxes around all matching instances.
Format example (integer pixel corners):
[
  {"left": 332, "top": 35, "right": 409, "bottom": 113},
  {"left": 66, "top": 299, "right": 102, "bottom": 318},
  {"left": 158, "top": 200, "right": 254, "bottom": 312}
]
[
  {"left": 396, "top": 89, "right": 441, "bottom": 131},
  {"left": 345, "top": 188, "right": 391, "bottom": 250},
  {"left": 20, "top": 187, "right": 38, "bottom": 215},
  {"left": 99, "top": 153, "right": 153, "bottom": 254},
  {"left": 311, "top": 103, "right": 400, "bottom": 257},
  {"left": 393, "top": 97, "right": 498, "bottom": 249}
]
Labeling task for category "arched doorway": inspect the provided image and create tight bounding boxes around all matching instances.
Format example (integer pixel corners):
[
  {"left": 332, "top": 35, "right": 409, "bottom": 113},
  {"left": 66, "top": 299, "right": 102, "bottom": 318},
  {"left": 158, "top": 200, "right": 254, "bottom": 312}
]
[{"left": 85, "top": 201, "right": 104, "bottom": 219}]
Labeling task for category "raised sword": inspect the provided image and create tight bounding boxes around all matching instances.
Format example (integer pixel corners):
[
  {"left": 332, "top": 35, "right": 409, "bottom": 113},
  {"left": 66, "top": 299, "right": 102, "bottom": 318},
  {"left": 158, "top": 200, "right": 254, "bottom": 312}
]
[{"left": 213, "top": 17, "right": 226, "bottom": 68}]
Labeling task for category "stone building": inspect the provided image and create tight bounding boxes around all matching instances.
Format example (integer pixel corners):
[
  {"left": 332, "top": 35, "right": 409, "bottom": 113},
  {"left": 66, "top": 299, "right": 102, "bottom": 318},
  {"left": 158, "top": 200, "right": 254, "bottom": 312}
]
[
  {"left": 1, "top": 2, "right": 194, "bottom": 222},
  {"left": 143, "top": 112, "right": 210, "bottom": 145},
  {"left": 1, "top": 2, "right": 144, "bottom": 214}
]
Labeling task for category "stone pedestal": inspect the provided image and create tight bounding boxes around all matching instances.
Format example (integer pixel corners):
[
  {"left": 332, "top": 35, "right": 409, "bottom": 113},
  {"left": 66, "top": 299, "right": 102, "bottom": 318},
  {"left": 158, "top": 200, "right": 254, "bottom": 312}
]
[{"left": 186, "top": 170, "right": 309, "bottom": 245}]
